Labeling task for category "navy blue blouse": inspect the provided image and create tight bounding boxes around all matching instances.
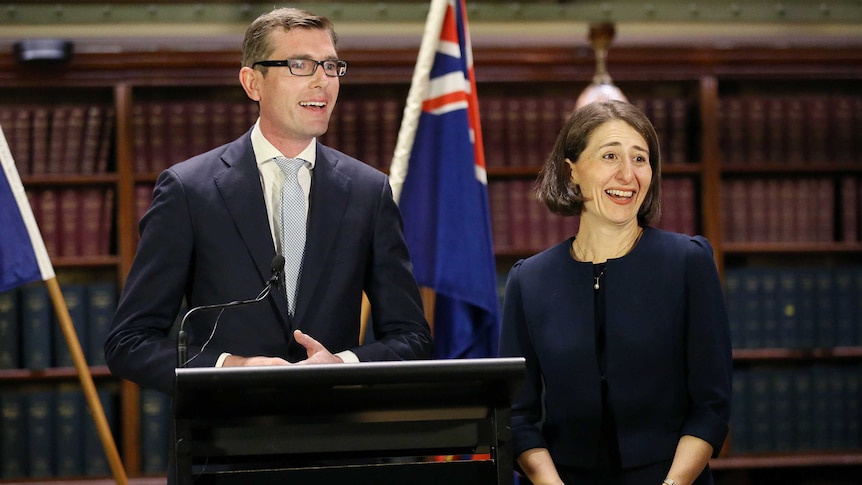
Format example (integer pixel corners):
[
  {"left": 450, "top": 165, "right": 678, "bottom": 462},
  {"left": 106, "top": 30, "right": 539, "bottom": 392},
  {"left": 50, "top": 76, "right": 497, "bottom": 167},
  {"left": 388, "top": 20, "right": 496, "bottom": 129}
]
[{"left": 499, "top": 226, "right": 732, "bottom": 470}]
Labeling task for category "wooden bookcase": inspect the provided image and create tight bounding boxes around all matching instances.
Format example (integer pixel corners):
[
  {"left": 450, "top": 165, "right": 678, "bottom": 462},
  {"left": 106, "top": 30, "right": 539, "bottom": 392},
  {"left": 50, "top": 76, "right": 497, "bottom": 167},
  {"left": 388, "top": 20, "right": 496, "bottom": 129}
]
[{"left": 1, "top": 43, "right": 861, "bottom": 481}]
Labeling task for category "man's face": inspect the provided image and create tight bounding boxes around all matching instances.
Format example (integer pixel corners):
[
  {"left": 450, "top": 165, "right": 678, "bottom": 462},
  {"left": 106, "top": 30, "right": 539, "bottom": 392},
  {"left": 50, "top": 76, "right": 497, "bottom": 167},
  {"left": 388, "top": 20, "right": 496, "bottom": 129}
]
[{"left": 246, "top": 27, "right": 340, "bottom": 149}]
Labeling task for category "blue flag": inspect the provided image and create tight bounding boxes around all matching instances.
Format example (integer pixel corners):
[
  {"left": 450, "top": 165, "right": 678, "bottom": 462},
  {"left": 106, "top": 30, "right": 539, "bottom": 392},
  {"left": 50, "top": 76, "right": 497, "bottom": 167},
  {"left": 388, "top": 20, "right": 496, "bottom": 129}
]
[
  {"left": 0, "top": 124, "right": 54, "bottom": 292},
  {"left": 390, "top": 0, "right": 499, "bottom": 359}
]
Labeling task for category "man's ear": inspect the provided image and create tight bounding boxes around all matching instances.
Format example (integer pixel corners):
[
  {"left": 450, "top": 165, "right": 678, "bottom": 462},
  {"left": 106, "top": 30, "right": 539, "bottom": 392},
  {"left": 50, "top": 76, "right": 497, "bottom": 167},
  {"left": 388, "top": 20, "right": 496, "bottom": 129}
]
[{"left": 239, "top": 66, "right": 262, "bottom": 102}]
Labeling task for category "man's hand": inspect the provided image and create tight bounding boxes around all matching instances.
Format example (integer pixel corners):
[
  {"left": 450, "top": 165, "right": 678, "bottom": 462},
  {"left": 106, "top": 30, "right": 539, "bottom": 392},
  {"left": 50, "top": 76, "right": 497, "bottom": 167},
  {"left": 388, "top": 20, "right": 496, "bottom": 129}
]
[
  {"left": 222, "top": 355, "right": 290, "bottom": 367},
  {"left": 293, "top": 329, "right": 344, "bottom": 364}
]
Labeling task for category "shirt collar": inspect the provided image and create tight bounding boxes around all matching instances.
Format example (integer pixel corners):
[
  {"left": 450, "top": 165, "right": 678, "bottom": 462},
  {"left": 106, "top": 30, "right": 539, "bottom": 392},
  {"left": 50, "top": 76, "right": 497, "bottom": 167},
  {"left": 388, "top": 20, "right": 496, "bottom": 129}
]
[{"left": 251, "top": 119, "right": 317, "bottom": 169}]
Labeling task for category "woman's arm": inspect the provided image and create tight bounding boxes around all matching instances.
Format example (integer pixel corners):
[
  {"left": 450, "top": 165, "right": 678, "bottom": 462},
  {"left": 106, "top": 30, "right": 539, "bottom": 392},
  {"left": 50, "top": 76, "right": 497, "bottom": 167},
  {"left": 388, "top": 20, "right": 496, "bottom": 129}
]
[
  {"left": 517, "top": 448, "right": 565, "bottom": 485},
  {"left": 663, "top": 435, "right": 714, "bottom": 485}
]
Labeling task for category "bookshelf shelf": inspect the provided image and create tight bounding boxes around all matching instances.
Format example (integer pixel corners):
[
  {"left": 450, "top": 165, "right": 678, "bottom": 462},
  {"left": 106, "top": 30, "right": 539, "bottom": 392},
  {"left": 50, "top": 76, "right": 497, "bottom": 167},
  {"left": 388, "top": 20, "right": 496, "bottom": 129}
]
[
  {"left": 52, "top": 256, "right": 122, "bottom": 268},
  {"left": 722, "top": 242, "right": 862, "bottom": 254},
  {"left": 733, "top": 347, "right": 862, "bottom": 362},
  {"left": 1, "top": 41, "right": 860, "bottom": 482},
  {"left": 712, "top": 451, "right": 862, "bottom": 469},
  {"left": 0, "top": 366, "right": 113, "bottom": 382},
  {"left": 21, "top": 174, "right": 119, "bottom": 185},
  {"left": 721, "top": 163, "right": 862, "bottom": 175}
]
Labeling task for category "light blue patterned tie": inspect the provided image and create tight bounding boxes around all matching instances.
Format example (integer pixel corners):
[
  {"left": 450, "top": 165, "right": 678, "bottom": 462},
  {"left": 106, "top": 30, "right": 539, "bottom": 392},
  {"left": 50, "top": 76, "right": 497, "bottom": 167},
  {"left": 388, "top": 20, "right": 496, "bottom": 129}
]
[{"left": 274, "top": 157, "right": 307, "bottom": 317}]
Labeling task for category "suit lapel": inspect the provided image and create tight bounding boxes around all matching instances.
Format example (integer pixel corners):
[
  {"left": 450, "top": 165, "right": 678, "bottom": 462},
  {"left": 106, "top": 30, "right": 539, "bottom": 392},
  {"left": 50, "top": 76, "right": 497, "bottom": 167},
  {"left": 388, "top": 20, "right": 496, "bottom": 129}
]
[{"left": 213, "top": 133, "right": 290, "bottom": 324}]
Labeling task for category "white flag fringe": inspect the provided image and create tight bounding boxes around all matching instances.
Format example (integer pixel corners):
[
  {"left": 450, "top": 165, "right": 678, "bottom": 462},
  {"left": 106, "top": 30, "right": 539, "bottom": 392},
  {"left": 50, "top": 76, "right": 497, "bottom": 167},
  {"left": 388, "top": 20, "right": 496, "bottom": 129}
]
[{"left": 388, "top": 0, "right": 451, "bottom": 204}]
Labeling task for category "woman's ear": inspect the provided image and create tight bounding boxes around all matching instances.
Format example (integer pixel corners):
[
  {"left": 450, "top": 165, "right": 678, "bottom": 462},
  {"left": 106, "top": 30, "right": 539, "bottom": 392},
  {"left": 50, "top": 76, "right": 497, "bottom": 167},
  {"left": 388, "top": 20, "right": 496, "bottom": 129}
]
[{"left": 564, "top": 157, "right": 578, "bottom": 184}]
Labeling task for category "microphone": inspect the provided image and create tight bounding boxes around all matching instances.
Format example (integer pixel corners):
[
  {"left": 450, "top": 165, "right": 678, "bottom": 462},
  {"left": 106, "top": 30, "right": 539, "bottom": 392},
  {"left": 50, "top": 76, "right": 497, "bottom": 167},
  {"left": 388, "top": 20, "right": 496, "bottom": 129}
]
[{"left": 177, "top": 254, "right": 284, "bottom": 368}]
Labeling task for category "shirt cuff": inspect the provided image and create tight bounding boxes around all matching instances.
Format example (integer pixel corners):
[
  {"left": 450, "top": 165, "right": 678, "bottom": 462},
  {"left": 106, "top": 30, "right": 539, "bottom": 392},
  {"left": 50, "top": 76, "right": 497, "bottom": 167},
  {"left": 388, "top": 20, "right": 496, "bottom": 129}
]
[
  {"left": 216, "top": 353, "right": 231, "bottom": 367},
  {"left": 335, "top": 350, "right": 359, "bottom": 363}
]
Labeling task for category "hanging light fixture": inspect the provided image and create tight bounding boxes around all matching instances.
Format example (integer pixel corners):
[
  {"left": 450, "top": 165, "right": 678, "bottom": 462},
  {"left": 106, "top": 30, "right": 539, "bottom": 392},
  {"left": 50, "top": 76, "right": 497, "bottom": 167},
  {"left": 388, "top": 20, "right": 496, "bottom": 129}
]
[{"left": 575, "top": 22, "right": 627, "bottom": 110}]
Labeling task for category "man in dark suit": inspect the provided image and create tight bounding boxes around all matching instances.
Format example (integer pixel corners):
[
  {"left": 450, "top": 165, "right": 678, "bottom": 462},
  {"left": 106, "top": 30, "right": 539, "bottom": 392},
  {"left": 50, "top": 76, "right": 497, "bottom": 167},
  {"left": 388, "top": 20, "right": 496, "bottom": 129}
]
[{"left": 105, "top": 7, "right": 432, "bottom": 397}]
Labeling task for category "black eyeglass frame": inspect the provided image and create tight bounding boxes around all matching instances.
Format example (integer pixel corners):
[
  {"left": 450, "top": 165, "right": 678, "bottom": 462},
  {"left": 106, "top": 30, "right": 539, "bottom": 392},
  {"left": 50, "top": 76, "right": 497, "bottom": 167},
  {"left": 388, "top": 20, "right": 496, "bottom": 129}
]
[{"left": 251, "top": 58, "right": 349, "bottom": 77}]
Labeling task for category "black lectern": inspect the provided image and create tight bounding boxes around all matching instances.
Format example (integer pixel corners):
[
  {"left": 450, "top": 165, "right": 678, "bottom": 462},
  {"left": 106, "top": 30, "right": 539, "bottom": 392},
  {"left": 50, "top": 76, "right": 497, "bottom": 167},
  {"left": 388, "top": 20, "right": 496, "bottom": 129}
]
[{"left": 173, "top": 357, "right": 525, "bottom": 484}]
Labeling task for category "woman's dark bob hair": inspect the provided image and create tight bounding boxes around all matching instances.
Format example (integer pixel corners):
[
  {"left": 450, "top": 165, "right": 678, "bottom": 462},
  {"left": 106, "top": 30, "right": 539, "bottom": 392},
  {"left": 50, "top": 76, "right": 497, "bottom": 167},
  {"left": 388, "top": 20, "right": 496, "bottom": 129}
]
[{"left": 535, "top": 100, "right": 662, "bottom": 227}]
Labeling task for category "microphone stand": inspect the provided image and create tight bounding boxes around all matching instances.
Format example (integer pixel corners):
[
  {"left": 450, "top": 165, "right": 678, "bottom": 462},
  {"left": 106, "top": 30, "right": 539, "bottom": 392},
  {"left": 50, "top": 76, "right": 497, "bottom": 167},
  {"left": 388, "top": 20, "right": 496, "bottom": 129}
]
[{"left": 177, "top": 255, "right": 284, "bottom": 368}]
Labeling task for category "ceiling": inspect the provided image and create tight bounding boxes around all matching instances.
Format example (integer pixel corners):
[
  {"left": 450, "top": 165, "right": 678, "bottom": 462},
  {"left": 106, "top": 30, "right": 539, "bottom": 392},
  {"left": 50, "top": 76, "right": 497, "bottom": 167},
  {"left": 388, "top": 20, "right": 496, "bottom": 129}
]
[{"left": 0, "top": 1, "right": 859, "bottom": 52}]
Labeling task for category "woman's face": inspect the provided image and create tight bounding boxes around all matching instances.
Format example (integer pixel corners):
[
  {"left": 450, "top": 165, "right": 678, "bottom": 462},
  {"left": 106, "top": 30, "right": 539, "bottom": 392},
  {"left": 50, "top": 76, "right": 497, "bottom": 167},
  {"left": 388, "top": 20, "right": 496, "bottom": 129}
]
[{"left": 566, "top": 119, "right": 652, "bottom": 227}]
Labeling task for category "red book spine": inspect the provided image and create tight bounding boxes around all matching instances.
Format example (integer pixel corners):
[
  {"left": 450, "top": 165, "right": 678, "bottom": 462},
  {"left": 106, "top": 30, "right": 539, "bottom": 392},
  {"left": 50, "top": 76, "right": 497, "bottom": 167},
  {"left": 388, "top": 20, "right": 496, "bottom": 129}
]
[
  {"left": 100, "top": 188, "right": 115, "bottom": 255},
  {"left": 480, "top": 95, "right": 507, "bottom": 169},
  {"left": 167, "top": 102, "right": 190, "bottom": 166},
  {"left": 729, "top": 179, "right": 749, "bottom": 242},
  {"left": 748, "top": 178, "right": 767, "bottom": 242},
  {"left": 520, "top": 96, "right": 542, "bottom": 169},
  {"left": 488, "top": 180, "right": 510, "bottom": 254},
  {"left": 839, "top": 176, "right": 858, "bottom": 242},
  {"left": 678, "top": 177, "right": 696, "bottom": 236},
  {"left": 95, "top": 107, "right": 115, "bottom": 173},
  {"left": 667, "top": 97, "right": 690, "bottom": 164},
  {"left": 815, "top": 177, "right": 834, "bottom": 243},
  {"left": 778, "top": 179, "right": 796, "bottom": 243},
  {"left": 208, "top": 101, "right": 230, "bottom": 151},
  {"left": 380, "top": 98, "right": 401, "bottom": 171},
  {"left": 719, "top": 98, "right": 745, "bottom": 165},
  {"left": 79, "top": 187, "right": 102, "bottom": 257},
  {"left": 765, "top": 179, "right": 782, "bottom": 242},
  {"left": 229, "top": 102, "right": 252, "bottom": 142},
  {"left": 64, "top": 105, "right": 86, "bottom": 173},
  {"left": 650, "top": 98, "right": 671, "bottom": 163},
  {"left": 80, "top": 105, "right": 104, "bottom": 174},
  {"left": 805, "top": 97, "right": 830, "bottom": 164},
  {"left": 538, "top": 96, "right": 562, "bottom": 168},
  {"left": 338, "top": 99, "right": 359, "bottom": 161},
  {"left": 147, "top": 103, "right": 168, "bottom": 172},
  {"left": 784, "top": 98, "right": 806, "bottom": 165},
  {"left": 59, "top": 188, "right": 81, "bottom": 257},
  {"left": 37, "top": 189, "right": 59, "bottom": 257},
  {"left": 765, "top": 97, "right": 785, "bottom": 164},
  {"left": 47, "top": 106, "right": 68, "bottom": 174},
  {"left": 30, "top": 107, "right": 49, "bottom": 175},
  {"left": 745, "top": 97, "right": 767, "bottom": 164},
  {"left": 132, "top": 104, "right": 149, "bottom": 173},
  {"left": 831, "top": 97, "right": 854, "bottom": 164},
  {"left": 360, "top": 99, "right": 382, "bottom": 169},
  {"left": 508, "top": 180, "right": 529, "bottom": 253},
  {"left": 504, "top": 98, "right": 524, "bottom": 167},
  {"left": 657, "top": 177, "right": 679, "bottom": 233},
  {"left": 12, "top": 107, "right": 32, "bottom": 176},
  {"left": 188, "top": 102, "right": 211, "bottom": 157}
]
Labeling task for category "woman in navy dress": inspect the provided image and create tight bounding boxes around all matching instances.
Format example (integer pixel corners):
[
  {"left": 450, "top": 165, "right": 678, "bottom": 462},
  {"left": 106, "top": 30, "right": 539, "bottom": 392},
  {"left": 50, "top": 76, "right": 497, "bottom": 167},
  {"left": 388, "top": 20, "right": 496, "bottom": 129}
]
[{"left": 499, "top": 101, "right": 732, "bottom": 485}]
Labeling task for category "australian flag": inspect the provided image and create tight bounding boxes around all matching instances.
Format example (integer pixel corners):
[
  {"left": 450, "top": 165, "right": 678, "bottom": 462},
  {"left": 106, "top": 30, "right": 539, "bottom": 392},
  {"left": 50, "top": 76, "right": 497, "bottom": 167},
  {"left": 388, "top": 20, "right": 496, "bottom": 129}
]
[
  {"left": 0, "top": 124, "right": 54, "bottom": 292},
  {"left": 390, "top": 0, "right": 500, "bottom": 359}
]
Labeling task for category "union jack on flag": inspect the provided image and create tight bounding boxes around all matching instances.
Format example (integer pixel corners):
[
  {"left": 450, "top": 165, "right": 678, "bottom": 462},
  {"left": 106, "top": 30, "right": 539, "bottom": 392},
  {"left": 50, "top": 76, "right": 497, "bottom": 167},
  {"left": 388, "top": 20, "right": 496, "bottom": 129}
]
[{"left": 390, "top": 0, "right": 500, "bottom": 359}]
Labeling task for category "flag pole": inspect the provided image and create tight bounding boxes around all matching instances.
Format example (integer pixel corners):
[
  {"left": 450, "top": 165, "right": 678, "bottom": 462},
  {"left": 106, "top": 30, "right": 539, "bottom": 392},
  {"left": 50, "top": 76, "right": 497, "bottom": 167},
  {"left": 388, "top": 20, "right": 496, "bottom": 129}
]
[
  {"left": 389, "top": 0, "right": 450, "bottom": 204},
  {"left": 46, "top": 276, "right": 129, "bottom": 484},
  {"left": 386, "top": 0, "right": 450, "bottom": 329}
]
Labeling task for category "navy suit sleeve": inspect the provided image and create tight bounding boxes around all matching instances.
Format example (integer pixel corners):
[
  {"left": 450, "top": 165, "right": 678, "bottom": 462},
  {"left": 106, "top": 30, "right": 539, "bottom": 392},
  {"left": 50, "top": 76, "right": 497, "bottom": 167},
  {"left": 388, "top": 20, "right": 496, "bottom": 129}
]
[
  {"left": 105, "top": 168, "right": 195, "bottom": 395},
  {"left": 351, "top": 175, "right": 433, "bottom": 361},
  {"left": 682, "top": 236, "right": 733, "bottom": 455}
]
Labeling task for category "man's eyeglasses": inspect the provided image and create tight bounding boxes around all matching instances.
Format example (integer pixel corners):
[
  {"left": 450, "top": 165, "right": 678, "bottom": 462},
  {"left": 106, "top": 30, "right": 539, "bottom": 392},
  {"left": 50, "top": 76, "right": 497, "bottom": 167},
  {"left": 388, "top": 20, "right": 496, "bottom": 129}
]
[{"left": 252, "top": 58, "right": 348, "bottom": 77}]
